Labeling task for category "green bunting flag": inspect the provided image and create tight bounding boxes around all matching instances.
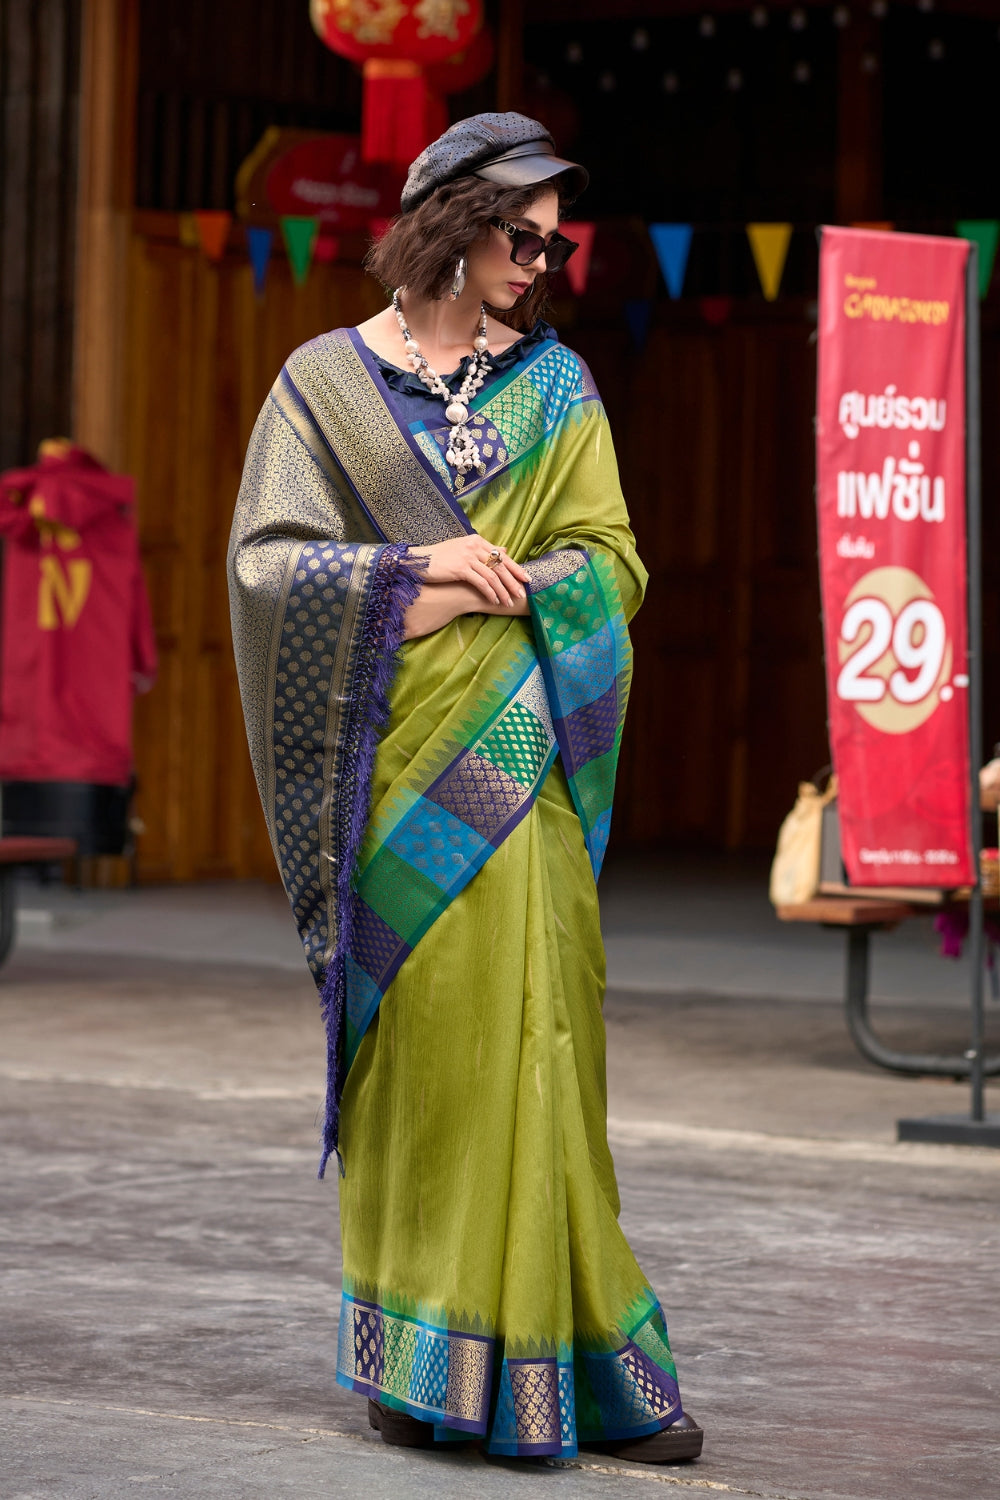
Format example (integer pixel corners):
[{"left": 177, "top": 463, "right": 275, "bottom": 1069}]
[
  {"left": 956, "top": 221, "right": 999, "bottom": 300},
  {"left": 280, "top": 216, "right": 319, "bottom": 287}
]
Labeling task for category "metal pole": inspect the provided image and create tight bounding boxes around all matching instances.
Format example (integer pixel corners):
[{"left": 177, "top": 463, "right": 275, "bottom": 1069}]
[{"left": 965, "top": 245, "right": 985, "bottom": 1123}]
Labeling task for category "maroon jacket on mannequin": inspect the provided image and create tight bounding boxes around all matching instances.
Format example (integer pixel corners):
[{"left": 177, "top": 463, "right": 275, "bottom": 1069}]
[{"left": 0, "top": 443, "right": 156, "bottom": 785}]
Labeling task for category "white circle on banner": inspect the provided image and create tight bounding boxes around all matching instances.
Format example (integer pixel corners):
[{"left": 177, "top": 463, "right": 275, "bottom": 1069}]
[{"left": 836, "top": 566, "right": 953, "bottom": 734}]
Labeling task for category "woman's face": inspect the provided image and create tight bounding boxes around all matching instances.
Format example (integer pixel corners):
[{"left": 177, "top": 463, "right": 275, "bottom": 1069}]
[{"left": 465, "top": 188, "right": 561, "bottom": 309}]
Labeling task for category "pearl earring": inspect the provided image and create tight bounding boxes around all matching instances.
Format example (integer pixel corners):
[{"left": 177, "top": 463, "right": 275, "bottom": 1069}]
[{"left": 450, "top": 256, "right": 467, "bottom": 300}]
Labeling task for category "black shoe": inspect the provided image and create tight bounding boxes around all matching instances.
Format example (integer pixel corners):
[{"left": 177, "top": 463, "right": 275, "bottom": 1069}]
[
  {"left": 368, "top": 1398, "right": 436, "bottom": 1448},
  {"left": 587, "top": 1413, "right": 704, "bottom": 1463}
]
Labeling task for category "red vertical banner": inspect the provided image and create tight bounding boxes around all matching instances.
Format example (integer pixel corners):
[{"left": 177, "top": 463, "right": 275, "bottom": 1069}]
[{"left": 816, "top": 228, "right": 974, "bottom": 887}]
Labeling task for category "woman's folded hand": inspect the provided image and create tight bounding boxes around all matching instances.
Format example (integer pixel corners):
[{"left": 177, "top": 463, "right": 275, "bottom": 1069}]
[{"left": 408, "top": 535, "right": 530, "bottom": 607}]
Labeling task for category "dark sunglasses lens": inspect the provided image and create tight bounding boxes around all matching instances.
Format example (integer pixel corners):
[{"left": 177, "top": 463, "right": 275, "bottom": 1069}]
[
  {"left": 544, "top": 239, "right": 576, "bottom": 273},
  {"left": 507, "top": 229, "right": 579, "bottom": 272},
  {"left": 512, "top": 232, "right": 546, "bottom": 266}
]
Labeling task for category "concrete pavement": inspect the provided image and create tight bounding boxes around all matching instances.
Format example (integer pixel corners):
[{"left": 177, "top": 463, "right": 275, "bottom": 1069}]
[{"left": 2, "top": 860, "right": 999, "bottom": 1499}]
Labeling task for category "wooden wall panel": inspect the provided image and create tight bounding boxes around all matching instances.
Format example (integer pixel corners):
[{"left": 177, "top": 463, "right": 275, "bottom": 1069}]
[
  {"left": 123, "top": 219, "right": 385, "bottom": 881},
  {"left": 0, "top": 0, "right": 81, "bottom": 470},
  {"left": 574, "top": 308, "right": 829, "bottom": 854}
]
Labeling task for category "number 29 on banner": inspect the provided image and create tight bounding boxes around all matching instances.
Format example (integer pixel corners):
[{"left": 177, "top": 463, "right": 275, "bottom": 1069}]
[{"left": 835, "top": 565, "right": 966, "bottom": 735}]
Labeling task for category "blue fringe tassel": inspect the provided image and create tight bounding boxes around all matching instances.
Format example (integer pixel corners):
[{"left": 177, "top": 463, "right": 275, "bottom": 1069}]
[{"left": 317, "top": 543, "right": 425, "bottom": 1179}]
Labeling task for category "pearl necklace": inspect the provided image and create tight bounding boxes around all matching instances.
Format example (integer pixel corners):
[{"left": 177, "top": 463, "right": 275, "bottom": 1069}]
[{"left": 392, "top": 288, "right": 491, "bottom": 477}]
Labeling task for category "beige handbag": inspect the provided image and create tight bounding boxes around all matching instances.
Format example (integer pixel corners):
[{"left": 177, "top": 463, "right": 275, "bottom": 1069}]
[{"left": 769, "top": 771, "right": 838, "bottom": 908}]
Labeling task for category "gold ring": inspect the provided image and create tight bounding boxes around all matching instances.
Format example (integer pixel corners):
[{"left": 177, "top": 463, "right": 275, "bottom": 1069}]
[{"left": 486, "top": 548, "right": 502, "bottom": 570}]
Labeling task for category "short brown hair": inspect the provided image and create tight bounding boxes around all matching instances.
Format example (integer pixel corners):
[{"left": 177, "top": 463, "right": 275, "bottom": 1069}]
[{"left": 365, "top": 176, "right": 572, "bottom": 333}]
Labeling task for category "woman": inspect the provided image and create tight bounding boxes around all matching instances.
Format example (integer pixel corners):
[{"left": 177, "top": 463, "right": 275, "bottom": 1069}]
[{"left": 228, "top": 113, "right": 703, "bottom": 1464}]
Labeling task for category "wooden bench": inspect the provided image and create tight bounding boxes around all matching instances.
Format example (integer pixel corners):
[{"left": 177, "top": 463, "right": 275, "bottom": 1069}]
[
  {"left": 0, "top": 836, "right": 78, "bottom": 969},
  {"left": 776, "top": 893, "right": 1000, "bottom": 1078}
]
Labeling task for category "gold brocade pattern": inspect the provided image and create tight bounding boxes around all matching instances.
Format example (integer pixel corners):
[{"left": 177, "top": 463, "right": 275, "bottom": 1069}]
[
  {"left": 444, "top": 1336, "right": 492, "bottom": 1425},
  {"left": 338, "top": 1294, "right": 492, "bottom": 1428},
  {"left": 230, "top": 339, "right": 467, "bottom": 982},
  {"left": 523, "top": 549, "right": 587, "bottom": 594},
  {"left": 509, "top": 1362, "right": 562, "bottom": 1445},
  {"left": 286, "top": 332, "right": 467, "bottom": 545}
]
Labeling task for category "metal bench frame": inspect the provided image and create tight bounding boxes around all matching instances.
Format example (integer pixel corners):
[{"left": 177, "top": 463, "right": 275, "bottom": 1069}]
[{"left": 778, "top": 896, "right": 1000, "bottom": 1078}]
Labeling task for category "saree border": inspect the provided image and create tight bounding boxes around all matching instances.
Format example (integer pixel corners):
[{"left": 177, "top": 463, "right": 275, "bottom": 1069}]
[
  {"left": 343, "top": 649, "right": 558, "bottom": 1063},
  {"left": 336, "top": 1287, "right": 682, "bottom": 1457},
  {"left": 345, "top": 327, "right": 476, "bottom": 530},
  {"left": 285, "top": 330, "right": 470, "bottom": 544},
  {"left": 337, "top": 1291, "right": 494, "bottom": 1435}
]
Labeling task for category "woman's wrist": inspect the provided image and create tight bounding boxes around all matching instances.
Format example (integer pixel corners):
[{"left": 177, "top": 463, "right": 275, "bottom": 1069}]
[{"left": 443, "top": 581, "right": 528, "bottom": 618}]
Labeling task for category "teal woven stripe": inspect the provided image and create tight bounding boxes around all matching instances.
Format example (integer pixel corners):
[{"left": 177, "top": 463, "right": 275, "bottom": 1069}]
[{"left": 528, "top": 549, "right": 627, "bottom": 877}]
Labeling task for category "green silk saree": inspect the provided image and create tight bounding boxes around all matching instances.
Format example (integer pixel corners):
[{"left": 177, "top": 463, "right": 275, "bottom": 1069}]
[{"left": 229, "top": 322, "right": 687, "bottom": 1458}]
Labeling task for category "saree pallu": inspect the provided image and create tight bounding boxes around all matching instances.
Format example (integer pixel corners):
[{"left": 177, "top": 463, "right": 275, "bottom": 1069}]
[{"left": 229, "top": 322, "right": 686, "bottom": 1457}]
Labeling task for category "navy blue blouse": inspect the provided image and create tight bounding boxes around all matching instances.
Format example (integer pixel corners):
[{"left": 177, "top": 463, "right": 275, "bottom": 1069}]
[{"left": 371, "top": 319, "right": 558, "bottom": 426}]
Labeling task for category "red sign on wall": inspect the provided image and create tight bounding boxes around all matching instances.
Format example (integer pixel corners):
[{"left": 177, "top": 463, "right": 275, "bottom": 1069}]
[
  {"left": 236, "top": 129, "right": 403, "bottom": 232},
  {"left": 816, "top": 227, "right": 973, "bottom": 887}
]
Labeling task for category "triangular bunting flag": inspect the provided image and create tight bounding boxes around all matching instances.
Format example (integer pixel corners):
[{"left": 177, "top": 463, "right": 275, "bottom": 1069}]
[
  {"left": 178, "top": 212, "right": 200, "bottom": 249},
  {"left": 280, "top": 215, "right": 319, "bottom": 287},
  {"left": 560, "top": 221, "right": 595, "bottom": 296},
  {"left": 648, "top": 223, "right": 693, "bottom": 299},
  {"left": 246, "top": 226, "right": 273, "bottom": 296},
  {"left": 699, "top": 296, "right": 733, "bottom": 327},
  {"left": 746, "top": 223, "right": 793, "bottom": 301},
  {"left": 314, "top": 234, "right": 340, "bottom": 264},
  {"left": 956, "top": 220, "right": 1000, "bottom": 299},
  {"left": 194, "top": 210, "right": 232, "bottom": 261},
  {"left": 624, "top": 298, "right": 653, "bottom": 350}
]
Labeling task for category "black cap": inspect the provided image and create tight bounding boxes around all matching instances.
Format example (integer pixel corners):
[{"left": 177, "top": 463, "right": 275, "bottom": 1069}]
[{"left": 400, "top": 112, "right": 588, "bottom": 213}]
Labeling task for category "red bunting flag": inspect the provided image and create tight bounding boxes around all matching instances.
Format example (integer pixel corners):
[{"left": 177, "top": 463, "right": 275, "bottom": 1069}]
[
  {"left": 699, "top": 296, "right": 733, "bottom": 326},
  {"left": 194, "top": 211, "right": 232, "bottom": 261},
  {"left": 314, "top": 235, "right": 340, "bottom": 264},
  {"left": 560, "top": 221, "right": 595, "bottom": 296}
]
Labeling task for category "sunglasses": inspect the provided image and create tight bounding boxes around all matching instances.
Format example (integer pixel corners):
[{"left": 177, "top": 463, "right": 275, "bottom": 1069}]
[{"left": 489, "top": 218, "right": 578, "bottom": 275}]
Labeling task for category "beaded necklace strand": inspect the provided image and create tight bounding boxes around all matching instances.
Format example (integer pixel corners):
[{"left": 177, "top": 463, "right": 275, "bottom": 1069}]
[{"left": 392, "top": 288, "right": 491, "bottom": 477}]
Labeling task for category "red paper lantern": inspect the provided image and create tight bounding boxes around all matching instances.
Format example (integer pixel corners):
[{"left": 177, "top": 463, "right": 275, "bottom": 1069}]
[
  {"left": 310, "top": 0, "right": 481, "bottom": 65},
  {"left": 310, "top": 1, "right": 484, "bottom": 165},
  {"left": 424, "top": 23, "right": 494, "bottom": 94}
]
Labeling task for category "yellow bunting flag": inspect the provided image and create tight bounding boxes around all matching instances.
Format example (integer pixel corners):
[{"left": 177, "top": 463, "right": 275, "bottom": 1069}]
[{"left": 746, "top": 222, "right": 793, "bottom": 302}]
